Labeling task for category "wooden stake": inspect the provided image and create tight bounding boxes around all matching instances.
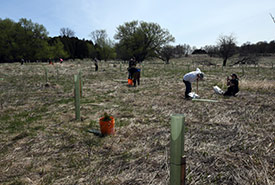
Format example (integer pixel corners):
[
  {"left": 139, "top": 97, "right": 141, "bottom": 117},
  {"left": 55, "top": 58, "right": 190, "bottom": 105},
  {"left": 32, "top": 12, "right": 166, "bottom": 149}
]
[
  {"left": 170, "top": 114, "right": 185, "bottom": 185},
  {"left": 78, "top": 70, "right": 83, "bottom": 97},
  {"left": 56, "top": 67, "right": 59, "bottom": 81},
  {"left": 74, "top": 74, "right": 81, "bottom": 121},
  {"left": 142, "top": 63, "right": 145, "bottom": 76},
  {"left": 181, "top": 156, "right": 186, "bottom": 185},
  {"left": 196, "top": 80, "right": 198, "bottom": 94},
  {"left": 44, "top": 67, "right": 48, "bottom": 83}
]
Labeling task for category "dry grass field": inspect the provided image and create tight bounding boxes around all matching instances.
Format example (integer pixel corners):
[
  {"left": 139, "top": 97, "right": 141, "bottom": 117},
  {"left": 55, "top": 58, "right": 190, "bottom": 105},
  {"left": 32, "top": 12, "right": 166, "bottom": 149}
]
[{"left": 0, "top": 57, "right": 274, "bottom": 185}]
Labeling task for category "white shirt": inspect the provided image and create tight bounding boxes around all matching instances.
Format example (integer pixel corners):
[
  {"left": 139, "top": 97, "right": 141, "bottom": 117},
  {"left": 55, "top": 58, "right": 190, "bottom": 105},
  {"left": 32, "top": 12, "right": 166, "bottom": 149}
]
[{"left": 183, "top": 68, "right": 202, "bottom": 82}]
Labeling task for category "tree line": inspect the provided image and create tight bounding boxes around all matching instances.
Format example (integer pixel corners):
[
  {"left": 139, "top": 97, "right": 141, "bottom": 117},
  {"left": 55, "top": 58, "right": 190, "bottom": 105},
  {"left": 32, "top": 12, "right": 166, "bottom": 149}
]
[
  {"left": 202, "top": 35, "right": 275, "bottom": 66},
  {"left": 0, "top": 18, "right": 174, "bottom": 63},
  {"left": 1, "top": 18, "right": 275, "bottom": 65}
]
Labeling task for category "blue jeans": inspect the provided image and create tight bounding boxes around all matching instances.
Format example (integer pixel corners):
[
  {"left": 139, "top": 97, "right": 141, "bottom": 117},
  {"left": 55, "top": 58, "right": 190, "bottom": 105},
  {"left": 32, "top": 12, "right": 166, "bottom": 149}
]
[{"left": 183, "top": 80, "right": 192, "bottom": 98}]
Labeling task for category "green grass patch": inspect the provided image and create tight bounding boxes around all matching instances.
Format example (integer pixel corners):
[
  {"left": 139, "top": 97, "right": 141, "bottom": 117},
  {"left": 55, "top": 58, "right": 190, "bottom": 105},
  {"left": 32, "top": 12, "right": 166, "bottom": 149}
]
[
  {"left": 88, "top": 120, "right": 98, "bottom": 128},
  {"left": 0, "top": 107, "right": 46, "bottom": 133},
  {"left": 7, "top": 120, "right": 25, "bottom": 133},
  {"left": 115, "top": 119, "right": 130, "bottom": 127},
  {"left": 31, "top": 125, "right": 46, "bottom": 131},
  {"left": 56, "top": 97, "right": 74, "bottom": 104},
  {"left": 80, "top": 98, "right": 96, "bottom": 104},
  {"left": 0, "top": 114, "right": 11, "bottom": 122}
]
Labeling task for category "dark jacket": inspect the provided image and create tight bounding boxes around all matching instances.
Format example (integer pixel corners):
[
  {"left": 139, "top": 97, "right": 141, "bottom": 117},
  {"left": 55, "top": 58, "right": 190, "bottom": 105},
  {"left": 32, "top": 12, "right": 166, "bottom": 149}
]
[{"left": 224, "top": 79, "right": 239, "bottom": 96}]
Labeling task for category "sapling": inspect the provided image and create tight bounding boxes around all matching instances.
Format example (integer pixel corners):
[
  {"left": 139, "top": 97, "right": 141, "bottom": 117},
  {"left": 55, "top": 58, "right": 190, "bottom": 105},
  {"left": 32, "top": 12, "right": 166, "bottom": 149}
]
[{"left": 102, "top": 112, "right": 112, "bottom": 121}]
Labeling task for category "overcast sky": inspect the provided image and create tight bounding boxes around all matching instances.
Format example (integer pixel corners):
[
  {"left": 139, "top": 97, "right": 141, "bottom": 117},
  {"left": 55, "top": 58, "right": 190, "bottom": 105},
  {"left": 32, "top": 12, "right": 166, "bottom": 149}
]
[{"left": 1, "top": 0, "right": 275, "bottom": 47}]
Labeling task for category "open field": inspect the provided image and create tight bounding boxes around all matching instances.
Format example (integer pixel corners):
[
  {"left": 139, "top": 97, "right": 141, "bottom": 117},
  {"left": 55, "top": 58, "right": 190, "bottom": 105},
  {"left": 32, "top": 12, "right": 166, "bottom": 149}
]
[{"left": 0, "top": 57, "right": 274, "bottom": 185}]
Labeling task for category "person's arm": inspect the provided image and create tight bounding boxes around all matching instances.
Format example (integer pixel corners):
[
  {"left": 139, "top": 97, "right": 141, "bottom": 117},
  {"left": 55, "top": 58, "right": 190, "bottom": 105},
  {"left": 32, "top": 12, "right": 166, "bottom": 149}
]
[{"left": 226, "top": 76, "right": 230, "bottom": 86}]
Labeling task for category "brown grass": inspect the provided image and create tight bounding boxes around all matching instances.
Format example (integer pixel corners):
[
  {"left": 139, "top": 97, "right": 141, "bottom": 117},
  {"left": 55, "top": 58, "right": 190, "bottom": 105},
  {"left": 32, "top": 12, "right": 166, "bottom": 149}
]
[
  {"left": 0, "top": 58, "right": 274, "bottom": 185},
  {"left": 240, "top": 79, "right": 275, "bottom": 92}
]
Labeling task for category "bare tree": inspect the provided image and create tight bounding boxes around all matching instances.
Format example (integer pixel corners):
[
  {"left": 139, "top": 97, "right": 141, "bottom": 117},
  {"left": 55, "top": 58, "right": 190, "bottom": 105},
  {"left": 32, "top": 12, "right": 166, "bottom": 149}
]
[
  {"left": 217, "top": 34, "right": 237, "bottom": 66},
  {"left": 158, "top": 45, "right": 175, "bottom": 64},
  {"left": 174, "top": 44, "right": 192, "bottom": 57},
  {"left": 203, "top": 45, "right": 219, "bottom": 57},
  {"left": 184, "top": 44, "right": 192, "bottom": 56},
  {"left": 60, "top": 27, "right": 75, "bottom": 37},
  {"left": 89, "top": 30, "right": 108, "bottom": 46},
  {"left": 89, "top": 29, "right": 115, "bottom": 61}
]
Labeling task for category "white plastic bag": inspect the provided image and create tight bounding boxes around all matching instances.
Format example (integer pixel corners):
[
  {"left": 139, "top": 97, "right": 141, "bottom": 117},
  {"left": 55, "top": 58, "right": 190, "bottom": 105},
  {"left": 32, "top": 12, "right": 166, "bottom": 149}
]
[
  {"left": 213, "top": 86, "right": 224, "bottom": 95},
  {"left": 188, "top": 92, "right": 200, "bottom": 99}
]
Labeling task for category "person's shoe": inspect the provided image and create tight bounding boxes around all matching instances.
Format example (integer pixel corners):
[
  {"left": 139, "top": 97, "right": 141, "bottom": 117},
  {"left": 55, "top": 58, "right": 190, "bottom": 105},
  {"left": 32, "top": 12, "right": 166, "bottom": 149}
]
[{"left": 185, "top": 96, "right": 192, "bottom": 100}]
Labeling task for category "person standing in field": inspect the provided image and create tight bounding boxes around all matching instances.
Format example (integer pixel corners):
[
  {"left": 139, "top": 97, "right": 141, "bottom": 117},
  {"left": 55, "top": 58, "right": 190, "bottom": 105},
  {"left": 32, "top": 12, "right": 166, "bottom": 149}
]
[
  {"left": 183, "top": 68, "right": 204, "bottom": 99},
  {"left": 94, "top": 57, "right": 99, "bottom": 71},
  {"left": 128, "top": 57, "right": 137, "bottom": 79}
]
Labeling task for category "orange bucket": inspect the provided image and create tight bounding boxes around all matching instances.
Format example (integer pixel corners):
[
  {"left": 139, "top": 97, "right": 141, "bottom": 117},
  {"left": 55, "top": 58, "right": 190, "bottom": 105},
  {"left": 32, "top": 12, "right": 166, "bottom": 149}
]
[
  {"left": 99, "top": 116, "right": 115, "bottom": 135},
  {"left": 128, "top": 79, "right": 133, "bottom": 86}
]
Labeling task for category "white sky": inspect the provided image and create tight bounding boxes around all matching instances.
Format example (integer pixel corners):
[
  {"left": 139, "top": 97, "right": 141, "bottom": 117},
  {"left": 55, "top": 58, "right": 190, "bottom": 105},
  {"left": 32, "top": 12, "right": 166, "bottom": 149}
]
[{"left": 1, "top": 0, "right": 275, "bottom": 48}]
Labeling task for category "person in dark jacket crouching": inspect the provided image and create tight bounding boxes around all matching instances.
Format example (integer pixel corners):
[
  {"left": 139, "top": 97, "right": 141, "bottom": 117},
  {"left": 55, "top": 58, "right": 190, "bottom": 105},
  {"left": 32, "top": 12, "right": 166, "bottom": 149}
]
[{"left": 224, "top": 73, "right": 239, "bottom": 96}]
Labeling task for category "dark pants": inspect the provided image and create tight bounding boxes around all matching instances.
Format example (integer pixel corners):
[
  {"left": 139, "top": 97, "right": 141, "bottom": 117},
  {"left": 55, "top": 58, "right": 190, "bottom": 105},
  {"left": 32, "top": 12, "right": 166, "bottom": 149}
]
[
  {"left": 224, "top": 86, "right": 239, "bottom": 96},
  {"left": 183, "top": 80, "right": 192, "bottom": 98},
  {"left": 128, "top": 68, "right": 138, "bottom": 79}
]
